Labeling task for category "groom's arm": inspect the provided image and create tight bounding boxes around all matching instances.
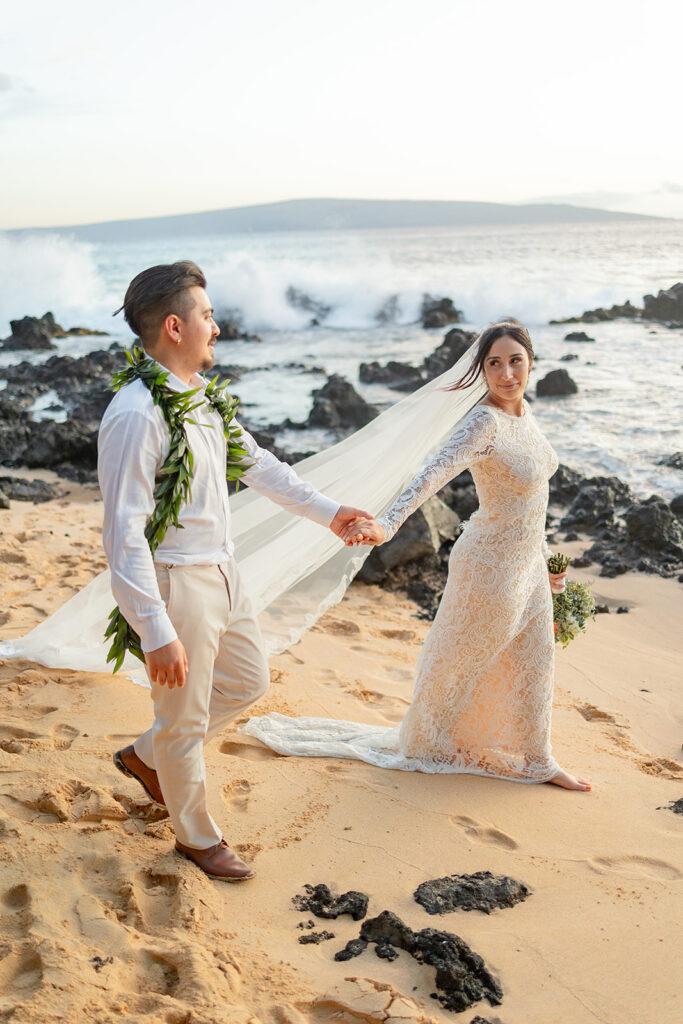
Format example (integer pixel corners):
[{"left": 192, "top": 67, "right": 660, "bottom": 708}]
[
  {"left": 98, "top": 406, "right": 178, "bottom": 654},
  {"left": 237, "top": 423, "right": 340, "bottom": 525},
  {"left": 236, "top": 423, "right": 368, "bottom": 533}
]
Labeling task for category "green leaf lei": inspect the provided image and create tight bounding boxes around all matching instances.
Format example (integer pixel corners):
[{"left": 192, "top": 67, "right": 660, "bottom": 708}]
[{"left": 104, "top": 346, "right": 252, "bottom": 672}]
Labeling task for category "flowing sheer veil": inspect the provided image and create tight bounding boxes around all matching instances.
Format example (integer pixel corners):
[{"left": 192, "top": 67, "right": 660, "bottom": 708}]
[{"left": 0, "top": 351, "right": 485, "bottom": 685}]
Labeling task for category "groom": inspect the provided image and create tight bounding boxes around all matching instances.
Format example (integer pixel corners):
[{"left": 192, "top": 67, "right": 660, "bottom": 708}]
[{"left": 100, "top": 261, "right": 368, "bottom": 881}]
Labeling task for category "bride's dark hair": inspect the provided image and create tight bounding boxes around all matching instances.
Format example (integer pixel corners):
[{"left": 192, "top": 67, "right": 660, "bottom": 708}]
[{"left": 446, "top": 318, "right": 534, "bottom": 391}]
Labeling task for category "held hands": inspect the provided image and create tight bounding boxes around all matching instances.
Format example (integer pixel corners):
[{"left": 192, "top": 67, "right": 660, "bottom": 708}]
[
  {"left": 339, "top": 518, "right": 385, "bottom": 547},
  {"left": 329, "top": 505, "right": 373, "bottom": 540},
  {"left": 145, "top": 638, "right": 188, "bottom": 689},
  {"left": 549, "top": 571, "right": 568, "bottom": 594}
]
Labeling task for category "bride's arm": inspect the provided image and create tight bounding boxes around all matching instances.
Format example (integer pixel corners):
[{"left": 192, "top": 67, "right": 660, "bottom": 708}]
[{"left": 345, "top": 407, "right": 497, "bottom": 545}]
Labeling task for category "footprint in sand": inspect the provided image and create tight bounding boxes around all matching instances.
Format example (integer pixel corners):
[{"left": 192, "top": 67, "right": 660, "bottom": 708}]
[
  {"left": 576, "top": 703, "right": 625, "bottom": 726},
  {"left": 222, "top": 778, "right": 253, "bottom": 812},
  {"left": 25, "top": 705, "right": 59, "bottom": 719},
  {"left": 316, "top": 619, "right": 361, "bottom": 636},
  {"left": 137, "top": 950, "right": 180, "bottom": 997},
  {"left": 0, "top": 723, "right": 44, "bottom": 753},
  {"left": 0, "top": 944, "right": 44, "bottom": 1002},
  {"left": 1, "top": 780, "right": 141, "bottom": 826},
  {"left": 588, "top": 855, "right": 681, "bottom": 881},
  {"left": 347, "top": 686, "right": 409, "bottom": 710},
  {"left": 51, "top": 723, "right": 79, "bottom": 750},
  {"left": 219, "top": 738, "right": 281, "bottom": 761},
  {"left": 577, "top": 703, "right": 616, "bottom": 723},
  {"left": 0, "top": 550, "right": 27, "bottom": 564},
  {"left": 638, "top": 756, "right": 683, "bottom": 778},
  {"left": 1, "top": 883, "right": 32, "bottom": 939},
  {"left": 451, "top": 814, "right": 519, "bottom": 851},
  {"left": 125, "top": 871, "right": 183, "bottom": 930},
  {"left": 378, "top": 628, "right": 418, "bottom": 642},
  {"left": 0, "top": 724, "right": 43, "bottom": 742},
  {"left": 233, "top": 841, "right": 262, "bottom": 863}
]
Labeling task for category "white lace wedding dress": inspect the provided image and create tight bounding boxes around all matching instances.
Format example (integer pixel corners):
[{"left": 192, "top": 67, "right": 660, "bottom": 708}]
[{"left": 243, "top": 399, "right": 562, "bottom": 784}]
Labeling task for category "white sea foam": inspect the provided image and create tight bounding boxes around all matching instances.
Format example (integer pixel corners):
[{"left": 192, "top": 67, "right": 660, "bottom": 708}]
[
  {"left": 1, "top": 220, "right": 680, "bottom": 335},
  {"left": 0, "top": 222, "right": 680, "bottom": 498},
  {"left": 0, "top": 232, "right": 115, "bottom": 336}
]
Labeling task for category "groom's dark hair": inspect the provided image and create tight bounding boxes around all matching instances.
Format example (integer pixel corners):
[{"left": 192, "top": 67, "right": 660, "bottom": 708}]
[{"left": 115, "top": 261, "right": 207, "bottom": 341}]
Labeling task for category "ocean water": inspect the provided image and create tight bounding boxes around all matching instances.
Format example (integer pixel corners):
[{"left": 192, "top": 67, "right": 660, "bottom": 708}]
[{"left": 0, "top": 219, "right": 682, "bottom": 498}]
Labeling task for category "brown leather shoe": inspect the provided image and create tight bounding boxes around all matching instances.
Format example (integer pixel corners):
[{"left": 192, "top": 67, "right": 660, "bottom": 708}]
[
  {"left": 113, "top": 745, "right": 166, "bottom": 807},
  {"left": 175, "top": 839, "right": 255, "bottom": 882}
]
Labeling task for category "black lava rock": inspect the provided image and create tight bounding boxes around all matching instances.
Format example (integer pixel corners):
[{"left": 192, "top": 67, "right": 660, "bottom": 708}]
[
  {"left": 375, "top": 941, "right": 399, "bottom": 961},
  {"left": 307, "top": 375, "right": 378, "bottom": 430},
  {"left": 23, "top": 420, "right": 99, "bottom": 472},
  {"left": 414, "top": 872, "right": 530, "bottom": 916},
  {"left": 422, "top": 329, "right": 473, "bottom": 380},
  {"left": 659, "top": 797, "right": 683, "bottom": 815},
  {"left": 2, "top": 315, "right": 55, "bottom": 351},
  {"left": 536, "top": 369, "right": 578, "bottom": 397},
  {"left": 548, "top": 464, "right": 585, "bottom": 504},
  {"left": 564, "top": 331, "right": 595, "bottom": 342},
  {"left": 359, "top": 360, "right": 424, "bottom": 389},
  {"left": 286, "top": 287, "right": 332, "bottom": 324},
  {"left": 349, "top": 910, "right": 503, "bottom": 1014},
  {"left": 292, "top": 883, "right": 369, "bottom": 921},
  {"left": 659, "top": 452, "right": 683, "bottom": 470},
  {"left": 0, "top": 476, "right": 60, "bottom": 503},
  {"left": 359, "top": 327, "right": 475, "bottom": 393},
  {"left": 420, "top": 295, "right": 462, "bottom": 329},
  {"left": 625, "top": 495, "right": 683, "bottom": 560},
  {"left": 298, "top": 930, "right": 335, "bottom": 945},
  {"left": 561, "top": 476, "right": 632, "bottom": 531},
  {"left": 334, "top": 938, "right": 368, "bottom": 961},
  {"left": 550, "top": 300, "right": 641, "bottom": 324},
  {"left": 643, "top": 282, "right": 683, "bottom": 324}
]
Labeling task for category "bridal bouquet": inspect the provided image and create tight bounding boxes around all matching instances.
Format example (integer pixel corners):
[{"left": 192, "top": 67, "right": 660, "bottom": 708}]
[{"left": 548, "top": 552, "right": 596, "bottom": 648}]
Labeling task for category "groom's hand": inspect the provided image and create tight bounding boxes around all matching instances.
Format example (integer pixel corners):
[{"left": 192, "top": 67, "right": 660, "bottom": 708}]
[
  {"left": 340, "top": 518, "right": 385, "bottom": 546},
  {"left": 329, "top": 505, "right": 372, "bottom": 540},
  {"left": 145, "top": 638, "right": 188, "bottom": 689}
]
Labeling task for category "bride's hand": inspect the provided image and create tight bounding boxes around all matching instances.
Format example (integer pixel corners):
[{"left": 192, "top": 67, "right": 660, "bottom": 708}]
[
  {"left": 549, "top": 571, "right": 568, "bottom": 594},
  {"left": 341, "top": 518, "right": 385, "bottom": 546}
]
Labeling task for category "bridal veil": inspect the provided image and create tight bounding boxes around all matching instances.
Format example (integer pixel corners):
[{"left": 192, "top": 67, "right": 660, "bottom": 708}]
[{"left": 0, "top": 351, "right": 485, "bottom": 685}]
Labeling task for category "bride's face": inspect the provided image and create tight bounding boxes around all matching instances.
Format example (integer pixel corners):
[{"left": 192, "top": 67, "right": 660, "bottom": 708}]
[{"left": 483, "top": 335, "right": 531, "bottom": 401}]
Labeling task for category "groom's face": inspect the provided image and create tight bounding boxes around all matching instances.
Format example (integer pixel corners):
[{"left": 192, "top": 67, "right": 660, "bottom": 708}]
[{"left": 178, "top": 286, "right": 220, "bottom": 373}]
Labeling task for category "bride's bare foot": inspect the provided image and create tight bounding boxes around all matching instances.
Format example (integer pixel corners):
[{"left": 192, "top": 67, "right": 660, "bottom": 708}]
[{"left": 547, "top": 769, "right": 591, "bottom": 791}]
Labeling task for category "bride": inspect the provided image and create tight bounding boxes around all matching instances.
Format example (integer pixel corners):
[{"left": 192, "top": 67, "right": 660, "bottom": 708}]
[{"left": 242, "top": 320, "right": 591, "bottom": 791}]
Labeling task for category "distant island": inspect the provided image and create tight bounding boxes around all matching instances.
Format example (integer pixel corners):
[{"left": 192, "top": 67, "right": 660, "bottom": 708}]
[{"left": 14, "top": 197, "right": 656, "bottom": 242}]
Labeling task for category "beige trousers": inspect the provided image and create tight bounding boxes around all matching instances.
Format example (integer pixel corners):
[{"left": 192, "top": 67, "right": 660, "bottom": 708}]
[{"left": 134, "top": 560, "right": 269, "bottom": 849}]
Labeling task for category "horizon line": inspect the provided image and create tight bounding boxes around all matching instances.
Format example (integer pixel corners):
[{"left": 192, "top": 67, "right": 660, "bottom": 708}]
[{"left": 3, "top": 195, "right": 667, "bottom": 234}]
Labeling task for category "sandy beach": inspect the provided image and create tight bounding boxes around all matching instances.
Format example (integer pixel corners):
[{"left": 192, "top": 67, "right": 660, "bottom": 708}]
[{"left": 0, "top": 487, "right": 681, "bottom": 1024}]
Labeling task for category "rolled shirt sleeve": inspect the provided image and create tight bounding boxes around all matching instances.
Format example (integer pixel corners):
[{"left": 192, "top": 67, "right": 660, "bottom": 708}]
[
  {"left": 238, "top": 423, "right": 340, "bottom": 526},
  {"left": 98, "top": 406, "right": 178, "bottom": 653}
]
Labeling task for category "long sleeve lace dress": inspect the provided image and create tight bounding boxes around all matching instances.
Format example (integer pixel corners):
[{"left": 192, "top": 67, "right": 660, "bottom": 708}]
[{"left": 242, "top": 400, "right": 561, "bottom": 784}]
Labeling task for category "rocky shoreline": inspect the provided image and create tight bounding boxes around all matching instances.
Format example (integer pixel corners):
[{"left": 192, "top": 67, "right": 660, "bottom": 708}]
[
  {"left": 549, "top": 281, "right": 683, "bottom": 329},
  {"left": 1, "top": 289, "right": 682, "bottom": 603}
]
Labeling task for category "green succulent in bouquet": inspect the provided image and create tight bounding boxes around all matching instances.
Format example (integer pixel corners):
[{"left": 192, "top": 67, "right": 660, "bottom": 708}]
[{"left": 547, "top": 552, "right": 596, "bottom": 647}]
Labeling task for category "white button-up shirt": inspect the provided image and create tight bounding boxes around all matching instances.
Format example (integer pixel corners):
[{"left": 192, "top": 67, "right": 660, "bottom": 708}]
[{"left": 98, "top": 366, "right": 340, "bottom": 653}]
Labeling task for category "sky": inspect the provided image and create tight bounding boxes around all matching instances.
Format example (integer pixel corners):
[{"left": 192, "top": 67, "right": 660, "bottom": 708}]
[{"left": 1, "top": 0, "right": 682, "bottom": 229}]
